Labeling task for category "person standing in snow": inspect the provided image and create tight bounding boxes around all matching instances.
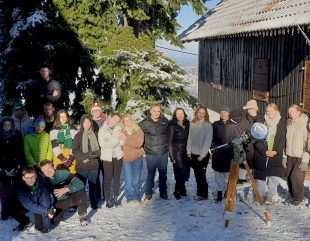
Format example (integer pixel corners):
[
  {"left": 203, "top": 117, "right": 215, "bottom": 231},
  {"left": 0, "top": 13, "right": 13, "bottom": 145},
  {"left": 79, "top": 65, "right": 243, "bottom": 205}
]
[
  {"left": 139, "top": 104, "right": 170, "bottom": 201},
  {"left": 168, "top": 108, "right": 190, "bottom": 200},
  {"left": 11, "top": 103, "right": 33, "bottom": 138},
  {"left": 90, "top": 102, "right": 107, "bottom": 202},
  {"left": 187, "top": 106, "right": 213, "bottom": 200},
  {"left": 211, "top": 106, "right": 239, "bottom": 202},
  {"left": 0, "top": 116, "right": 31, "bottom": 231},
  {"left": 230, "top": 99, "right": 264, "bottom": 184},
  {"left": 122, "top": 114, "right": 144, "bottom": 204},
  {"left": 285, "top": 104, "right": 309, "bottom": 205},
  {"left": 252, "top": 103, "right": 286, "bottom": 203},
  {"left": 42, "top": 102, "right": 56, "bottom": 134},
  {"left": 72, "top": 114, "right": 101, "bottom": 210},
  {"left": 98, "top": 114, "right": 125, "bottom": 208}
]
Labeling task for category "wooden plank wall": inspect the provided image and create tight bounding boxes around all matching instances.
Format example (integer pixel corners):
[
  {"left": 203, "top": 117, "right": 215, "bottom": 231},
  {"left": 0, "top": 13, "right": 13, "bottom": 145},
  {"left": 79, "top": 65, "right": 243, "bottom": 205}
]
[{"left": 198, "top": 31, "right": 310, "bottom": 115}]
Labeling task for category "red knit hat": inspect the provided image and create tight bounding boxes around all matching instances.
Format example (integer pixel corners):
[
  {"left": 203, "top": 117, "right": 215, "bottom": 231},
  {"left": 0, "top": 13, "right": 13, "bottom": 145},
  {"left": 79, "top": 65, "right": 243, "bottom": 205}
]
[{"left": 90, "top": 102, "right": 102, "bottom": 112}]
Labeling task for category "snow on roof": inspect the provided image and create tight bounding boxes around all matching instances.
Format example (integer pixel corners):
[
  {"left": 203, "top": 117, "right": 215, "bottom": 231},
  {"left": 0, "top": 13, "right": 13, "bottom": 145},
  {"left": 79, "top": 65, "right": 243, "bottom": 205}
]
[{"left": 180, "top": 0, "right": 310, "bottom": 41}]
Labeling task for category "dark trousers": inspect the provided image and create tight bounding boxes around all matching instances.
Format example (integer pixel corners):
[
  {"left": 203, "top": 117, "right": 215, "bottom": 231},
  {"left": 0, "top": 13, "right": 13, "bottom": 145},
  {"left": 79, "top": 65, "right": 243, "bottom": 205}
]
[
  {"left": 77, "top": 169, "right": 99, "bottom": 207},
  {"left": 103, "top": 158, "right": 123, "bottom": 200},
  {"left": 145, "top": 153, "right": 168, "bottom": 196},
  {"left": 0, "top": 179, "right": 29, "bottom": 224},
  {"left": 189, "top": 154, "right": 209, "bottom": 198},
  {"left": 96, "top": 160, "right": 104, "bottom": 199},
  {"left": 173, "top": 166, "right": 190, "bottom": 195},
  {"left": 53, "top": 190, "right": 87, "bottom": 224},
  {"left": 286, "top": 156, "right": 306, "bottom": 201}
]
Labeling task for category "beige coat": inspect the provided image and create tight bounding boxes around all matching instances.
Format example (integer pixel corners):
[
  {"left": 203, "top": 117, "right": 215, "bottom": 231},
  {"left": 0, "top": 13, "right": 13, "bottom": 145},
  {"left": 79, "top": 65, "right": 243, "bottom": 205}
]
[
  {"left": 122, "top": 127, "right": 144, "bottom": 162},
  {"left": 286, "top": 114, "right": 310, "bottom": 163},
  {"left": 98, "top": 123, "right": 124, "bottom": 162}
]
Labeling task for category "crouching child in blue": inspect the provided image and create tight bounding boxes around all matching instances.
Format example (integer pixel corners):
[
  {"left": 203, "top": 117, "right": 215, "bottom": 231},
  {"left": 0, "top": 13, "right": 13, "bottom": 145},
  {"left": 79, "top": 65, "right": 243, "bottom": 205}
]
[
  {"left": 17, "top": 167, "right": 53, "bottom": 233},
  {"left": 38, "top": 160, "right": 89, "bottom": 226}
]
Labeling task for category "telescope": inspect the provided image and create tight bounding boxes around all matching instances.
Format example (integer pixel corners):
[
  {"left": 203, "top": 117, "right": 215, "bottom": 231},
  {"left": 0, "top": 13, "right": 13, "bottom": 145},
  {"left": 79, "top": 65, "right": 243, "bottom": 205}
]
[
  {"left": 210, "top": 122, "right": 268, "bottom": 154},
  {"left": 211, "top": 122, "right": 271, "bottom": 228}
]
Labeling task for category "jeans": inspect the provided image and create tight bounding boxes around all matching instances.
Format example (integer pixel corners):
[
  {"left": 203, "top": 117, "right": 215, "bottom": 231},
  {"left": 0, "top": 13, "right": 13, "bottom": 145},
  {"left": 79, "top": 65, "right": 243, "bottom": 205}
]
[
  {"left": 77, "top": 169, "right": 98, "bottom": 207},
  {"left": 266, "top": 176, "right": 282, "bottom": 197},
  {"left": 145, "top": 153, "right": 168, "bottom": 196},
  {"left": 255, "top": 179, "right": 266, "bottom": 198},
  {"left": 123, "top": 157, "right": 143, "bottom": 201}
]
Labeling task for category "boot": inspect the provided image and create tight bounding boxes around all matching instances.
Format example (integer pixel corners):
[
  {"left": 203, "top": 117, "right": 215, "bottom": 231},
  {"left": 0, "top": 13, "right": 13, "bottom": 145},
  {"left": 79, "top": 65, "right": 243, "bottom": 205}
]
[
  {"left": 173, "top": 191, "right": 181, "bottom": 200},
  {"left": 114, "top": 197, "right": 122, "bottom": 208},
  {"left": 216, "top": 191, "right": 223, "bottom": 202},
  {"left": 106, "top": 199, "right": 114, "bottom": 208}
]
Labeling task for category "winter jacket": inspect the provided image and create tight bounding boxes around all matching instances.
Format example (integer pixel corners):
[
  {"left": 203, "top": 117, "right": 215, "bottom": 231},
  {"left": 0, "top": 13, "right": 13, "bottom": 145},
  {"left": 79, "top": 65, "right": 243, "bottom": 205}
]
[
  {"left": 139, "top": 113, "right": 169, "bottom": 156},
  {"left": 0, "top": 129, "right": 24, "bottom": 180},
  {"left": 230, "top": 108, "right": 264, "bottom": 168},
  {"left": 286, "top": 114, "right": 309, "bottom": 163},
  {"left": 46, "top": 80, "right": 61, "bottom": 103},
  {"left": 212, "top": 119, "right": 239, "bottom": 173},
  {"left": 24, "top": 131, "right": 53, "bottom": 167},
  {"left": 17, "top": 177, "right": 52, "bottom": 216},
  {"left": 168, "top": 119, "right": 190, "bottom": 169},
  {"left": 46, "top": 169, "right": 85, "bottom": 200},
  {"left": 122, "top": 127, "right": 144, "bottom": 162},
  {"left": 98, "top": 122, "right": 124, "bottom": 161},
  {"left": 253, "top": 116, "right": 287, "bottom": 180},
  {"left": 11, "top": 112, "right": 33, "bottom": 138},
  {"left": 186, "top": 120, "right": 213, "bottom": 158},
  {"left": 72, "top": 115, "right": 100, "bottom": 171}
]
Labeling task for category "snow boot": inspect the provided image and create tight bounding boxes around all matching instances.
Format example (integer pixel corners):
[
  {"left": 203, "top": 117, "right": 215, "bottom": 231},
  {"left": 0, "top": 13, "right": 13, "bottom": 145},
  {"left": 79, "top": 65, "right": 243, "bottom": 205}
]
[
  {"left": 216, "top": 191, "right": 223, "bottom": 202},
  {"left": 174, "top": 191, "right": 181, "bottom": 200},
  {"left": 114, "top": 197, "right": 122, "bottom": 208}
]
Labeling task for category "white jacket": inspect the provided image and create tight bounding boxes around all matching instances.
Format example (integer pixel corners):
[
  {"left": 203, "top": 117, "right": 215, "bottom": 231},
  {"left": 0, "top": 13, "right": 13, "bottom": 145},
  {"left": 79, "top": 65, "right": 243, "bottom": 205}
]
[{"left": 98, "top": 123, "right": 124, "bottom": 162}]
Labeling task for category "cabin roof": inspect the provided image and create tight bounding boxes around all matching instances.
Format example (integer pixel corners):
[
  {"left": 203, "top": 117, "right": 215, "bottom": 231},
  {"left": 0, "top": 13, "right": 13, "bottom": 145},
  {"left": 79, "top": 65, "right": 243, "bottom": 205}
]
[{"left": 180, "top": 0, "right": 310, "bottom": 42}]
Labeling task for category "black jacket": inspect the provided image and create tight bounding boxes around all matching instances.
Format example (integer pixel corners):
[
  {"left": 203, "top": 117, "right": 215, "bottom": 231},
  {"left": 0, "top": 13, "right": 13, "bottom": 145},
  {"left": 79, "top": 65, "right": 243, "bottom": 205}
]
[
  {"left": 212, "top": 119, "right": 240, "bottom": 172},
  {"left": 139, "top": 113, "right": 169, "bottom": 156},
  {"left": 168, "top": 119, "right": 190, "bottom": 169},
  {"left": 0, "top": 129, "right": 24, "bottom": 181},
  {"left": 253, "top": 116, "right": 287, "bottom": 180},
  {"left": 230, "top": 109, "right": 264, "bottom": 168}
]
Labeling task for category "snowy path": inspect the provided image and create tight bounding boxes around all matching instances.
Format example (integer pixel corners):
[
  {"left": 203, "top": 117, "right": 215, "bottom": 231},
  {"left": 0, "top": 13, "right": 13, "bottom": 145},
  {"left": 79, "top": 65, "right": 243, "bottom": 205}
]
[{"left": 1, "top": 161, "right": 310, "bottom": 241}]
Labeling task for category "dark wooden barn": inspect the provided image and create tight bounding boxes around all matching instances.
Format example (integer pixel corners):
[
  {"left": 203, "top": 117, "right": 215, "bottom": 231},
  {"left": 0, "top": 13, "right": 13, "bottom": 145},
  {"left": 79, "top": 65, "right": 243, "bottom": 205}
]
[{"left": 180, "top": 0, "right": 310, "bottom": 115}]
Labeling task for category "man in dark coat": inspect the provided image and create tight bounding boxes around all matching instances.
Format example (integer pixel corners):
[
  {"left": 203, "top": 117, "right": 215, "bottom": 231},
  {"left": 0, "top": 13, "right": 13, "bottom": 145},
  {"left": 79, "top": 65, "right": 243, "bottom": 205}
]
[
  {"left": 212, "top": 106, "right": 239, "bottom": 202},
  {"left": 17, "top": 167, "right": 54, "bottom": 233},
  {"left": 168, "top": 108, "right": 190, "bottom": 200},
  {"left": 230, "top": 99, "right": 264, "bottom": 183},
  {"left": 139, "top": 104, "right": 169, "bottom": 200}
]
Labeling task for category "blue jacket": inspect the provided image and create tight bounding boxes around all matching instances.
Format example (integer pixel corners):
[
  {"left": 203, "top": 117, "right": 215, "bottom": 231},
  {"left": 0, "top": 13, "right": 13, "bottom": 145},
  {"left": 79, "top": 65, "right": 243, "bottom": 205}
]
[{"left": 17, "top": 177, "right": 52, "bottom": 216}]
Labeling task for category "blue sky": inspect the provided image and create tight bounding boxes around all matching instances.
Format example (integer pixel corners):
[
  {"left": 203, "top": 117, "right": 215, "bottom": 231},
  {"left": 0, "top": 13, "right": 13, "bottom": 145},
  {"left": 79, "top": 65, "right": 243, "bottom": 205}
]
[{"left": 156, "top": 0, "right": 221, "bottom": 66}]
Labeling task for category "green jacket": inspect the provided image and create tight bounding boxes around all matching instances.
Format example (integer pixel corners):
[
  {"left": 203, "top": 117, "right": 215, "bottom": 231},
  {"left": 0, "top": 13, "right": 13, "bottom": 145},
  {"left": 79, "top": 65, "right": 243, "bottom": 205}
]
[
  {"left": 49, "top": 170, "right": 85, "bottom": 200},
  {"left": 24, "top": 131, "right": 53, "bottom": 167}
]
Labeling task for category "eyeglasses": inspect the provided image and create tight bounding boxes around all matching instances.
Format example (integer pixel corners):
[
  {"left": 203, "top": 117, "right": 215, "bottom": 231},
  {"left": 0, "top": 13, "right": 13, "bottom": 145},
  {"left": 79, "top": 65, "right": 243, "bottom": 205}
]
[{"left": 24, "top": 175, "right": 36, "bottom": 180}]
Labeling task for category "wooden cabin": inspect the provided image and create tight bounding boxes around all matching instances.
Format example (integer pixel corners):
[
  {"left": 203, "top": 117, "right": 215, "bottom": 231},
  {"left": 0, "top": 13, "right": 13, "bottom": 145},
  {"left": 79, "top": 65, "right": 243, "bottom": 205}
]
[{"left": 180, "top": 0, "right": 310, "bottom": 115}]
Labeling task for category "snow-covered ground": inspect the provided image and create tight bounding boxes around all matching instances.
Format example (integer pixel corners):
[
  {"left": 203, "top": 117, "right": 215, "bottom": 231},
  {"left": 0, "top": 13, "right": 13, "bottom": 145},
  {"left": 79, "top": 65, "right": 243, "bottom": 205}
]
[{"left": 1, "top": 161, "right": 310, "bottom": 241}]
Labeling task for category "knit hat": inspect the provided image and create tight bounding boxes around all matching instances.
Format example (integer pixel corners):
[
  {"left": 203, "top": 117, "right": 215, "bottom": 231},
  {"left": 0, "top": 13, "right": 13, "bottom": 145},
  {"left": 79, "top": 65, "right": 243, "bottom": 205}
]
[
  {"left": 243, "top": 99, "right": 258, "bottom": 111},
  {"left": 90, "top": 102, "right": 102, "bottom": 113},
  {"left": 13, "top": 103, "right": 25, "bottom": 112},
  {"left": 219, "top": 106, "right": 230, "bottom": 114},
  {"left": 33, "top": 116, "right": 46, "bottom": 128}
]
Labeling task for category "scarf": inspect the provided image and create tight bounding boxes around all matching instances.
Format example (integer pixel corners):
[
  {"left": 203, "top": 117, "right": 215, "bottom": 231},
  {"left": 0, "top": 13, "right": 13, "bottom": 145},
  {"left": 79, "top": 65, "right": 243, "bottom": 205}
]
[
  {"left": 82, "top": 128, "right": 100, "bottom": 153},
  {"left": 264, "top": 112, "right": 281, "bottom": 151},
  {"left": 57, "top": 124, "right": 72, "bottom": 149}
]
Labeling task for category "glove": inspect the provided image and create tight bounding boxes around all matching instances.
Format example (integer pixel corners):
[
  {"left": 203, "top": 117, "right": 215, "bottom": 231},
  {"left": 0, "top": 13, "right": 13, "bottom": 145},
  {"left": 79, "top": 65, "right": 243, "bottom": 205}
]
[
  {"left": 46, "top": 207, "right": 56, "bottom": 218},
  {"left": 91, "top": 152, "right": 98, "bottom": 158},
  {"left": 60, "top": 157, "right": 70, "bottom": 167},
  {"left": 299, "top": 161, "right": 308, "bottom": 172}
]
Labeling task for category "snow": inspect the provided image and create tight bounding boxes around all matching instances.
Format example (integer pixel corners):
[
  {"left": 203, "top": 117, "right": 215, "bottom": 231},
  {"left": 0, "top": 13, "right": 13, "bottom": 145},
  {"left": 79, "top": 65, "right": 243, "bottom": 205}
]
[
  {"left": 24, "top": 10, "right": 48, "bottom": 29},
  {"left": 1, "top": 161, "right": 310, "bottom": 241}
]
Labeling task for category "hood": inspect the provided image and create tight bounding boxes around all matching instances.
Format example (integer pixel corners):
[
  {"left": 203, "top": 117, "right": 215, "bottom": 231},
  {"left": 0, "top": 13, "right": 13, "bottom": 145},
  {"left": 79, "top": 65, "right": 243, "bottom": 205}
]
[
  {"left": 0, "top": 116, "right": 15, "bottom": 129},
  {"left": 11, "top": 111, "right": 31, "bottom": 123}
]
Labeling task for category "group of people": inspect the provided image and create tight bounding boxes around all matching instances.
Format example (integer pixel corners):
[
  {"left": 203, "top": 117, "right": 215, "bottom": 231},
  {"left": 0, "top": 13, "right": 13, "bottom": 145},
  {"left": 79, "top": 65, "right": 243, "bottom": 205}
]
[{"left": 0, "top": 66, "right": 309, "bottom": 235}]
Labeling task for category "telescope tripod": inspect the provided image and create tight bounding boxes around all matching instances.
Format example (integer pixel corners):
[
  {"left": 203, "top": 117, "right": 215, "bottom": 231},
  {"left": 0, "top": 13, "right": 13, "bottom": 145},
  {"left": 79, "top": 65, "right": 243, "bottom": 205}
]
[{"left": 223, "top": 143, "right": 271, "bottom": 228}]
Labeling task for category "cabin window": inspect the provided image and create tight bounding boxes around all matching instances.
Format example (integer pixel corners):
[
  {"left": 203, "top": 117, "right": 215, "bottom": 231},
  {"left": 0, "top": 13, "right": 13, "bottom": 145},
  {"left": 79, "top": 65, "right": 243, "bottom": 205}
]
[
  {"left": 253, "top": 58, "right": 269, "bottom": 102},
  {"left": 211, "top": 58, "right": 222, "bottom": 90}
]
